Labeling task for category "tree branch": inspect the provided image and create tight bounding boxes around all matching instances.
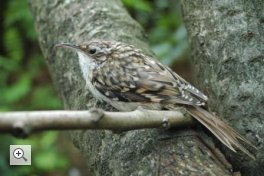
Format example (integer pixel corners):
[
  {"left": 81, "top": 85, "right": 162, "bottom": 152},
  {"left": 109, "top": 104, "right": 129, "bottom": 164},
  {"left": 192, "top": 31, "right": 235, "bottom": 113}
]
[{"left": 0, "top": 109, "right": 192, "bottom": 138}]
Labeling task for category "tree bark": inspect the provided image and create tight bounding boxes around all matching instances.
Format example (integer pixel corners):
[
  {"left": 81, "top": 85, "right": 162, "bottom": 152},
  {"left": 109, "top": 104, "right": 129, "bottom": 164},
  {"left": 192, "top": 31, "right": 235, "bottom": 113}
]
[
  {"left": 181, "top": 1, "right": 264, "bottom": 175},
  {"left": 29, "top": 0, "right": 235, "bottom": 175}
]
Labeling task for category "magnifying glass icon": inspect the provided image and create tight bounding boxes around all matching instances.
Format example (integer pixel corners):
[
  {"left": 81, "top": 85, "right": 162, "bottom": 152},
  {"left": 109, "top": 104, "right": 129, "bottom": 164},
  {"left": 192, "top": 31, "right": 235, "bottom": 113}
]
[{"left": 13, "top": 148, "right": 28, "bottom": 162}]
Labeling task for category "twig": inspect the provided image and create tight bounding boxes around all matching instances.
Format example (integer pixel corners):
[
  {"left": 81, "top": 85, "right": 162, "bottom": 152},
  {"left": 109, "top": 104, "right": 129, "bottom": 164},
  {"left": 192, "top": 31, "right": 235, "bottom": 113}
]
[{"left": 0, "top": 108, "right": 194, "bottom": 138}]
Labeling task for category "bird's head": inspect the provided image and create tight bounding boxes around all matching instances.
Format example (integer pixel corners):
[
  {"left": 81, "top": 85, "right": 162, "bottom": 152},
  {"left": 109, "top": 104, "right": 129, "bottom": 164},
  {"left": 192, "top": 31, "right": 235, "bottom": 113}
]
[
  {"left": 55, "top": 40, "right": 114, "bottom": 64},
  {"left": 55, "top": 40, "right": 122, "bottom": 81}
]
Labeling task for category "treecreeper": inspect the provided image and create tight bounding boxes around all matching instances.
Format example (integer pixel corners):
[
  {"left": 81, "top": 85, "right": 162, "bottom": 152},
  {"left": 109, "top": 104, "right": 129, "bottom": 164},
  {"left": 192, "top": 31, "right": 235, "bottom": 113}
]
[{"left": 56, "top": 40, "right": 256, "bottom": 159}]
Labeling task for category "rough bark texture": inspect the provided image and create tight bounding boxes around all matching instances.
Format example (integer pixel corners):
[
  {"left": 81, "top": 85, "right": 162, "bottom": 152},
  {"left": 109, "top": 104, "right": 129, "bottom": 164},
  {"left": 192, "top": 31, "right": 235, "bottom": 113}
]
[
  {"left": 29, "top": 0, "right": 236, "bottom": 175},
  {"left": 181, "top": 1, "right": 264, "bottom": 175}
]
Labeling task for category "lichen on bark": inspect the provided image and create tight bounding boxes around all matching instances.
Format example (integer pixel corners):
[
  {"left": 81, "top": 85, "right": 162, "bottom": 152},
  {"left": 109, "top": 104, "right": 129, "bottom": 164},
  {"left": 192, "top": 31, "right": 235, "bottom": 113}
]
[{"left": 181, "top": 0, "right": 264, "bottom": 175}]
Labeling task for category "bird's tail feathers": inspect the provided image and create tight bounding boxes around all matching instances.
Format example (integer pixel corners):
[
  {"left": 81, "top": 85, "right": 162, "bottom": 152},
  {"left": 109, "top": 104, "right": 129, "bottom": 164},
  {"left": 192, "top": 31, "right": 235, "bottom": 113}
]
[{"left": 187, "top": 106, "right": 256, "bottom": 160}]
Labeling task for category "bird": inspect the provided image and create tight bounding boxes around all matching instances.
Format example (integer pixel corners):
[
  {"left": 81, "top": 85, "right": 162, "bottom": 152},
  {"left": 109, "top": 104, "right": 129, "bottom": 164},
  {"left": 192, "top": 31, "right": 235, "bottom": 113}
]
[{"left": 56, "top": 40, "right": 256, "bottom": 159}]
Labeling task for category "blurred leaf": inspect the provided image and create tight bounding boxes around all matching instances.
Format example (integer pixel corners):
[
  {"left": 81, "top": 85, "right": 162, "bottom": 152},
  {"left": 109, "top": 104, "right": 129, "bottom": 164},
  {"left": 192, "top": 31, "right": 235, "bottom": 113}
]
[
  {"left": 30, "top": 85, "right": 62, "bottom": 109},
  {"left": 152, "top": 42, "right": 171, "bottom": 59},
  {"left": 0, "top": 56, "right": 18, "bottom": 71},
  {"left": 4, "top": 27, "right": 23, "bottom": 61},
  {"left": 0, "top": 136, "right": 15, "bottom": 176},
  {"left": 173, "top": 25, "right": 187, "bottom": 41},
  {"left": 27, "top": 54, "right": 45, "bottom": 76},
  {"left": 122, "top": 0, "right": 152, "bottom": 11},
  {"left": 39, "top": 131, "right": 58, "bottom": 147},
  {"left": 4, "top": 73, "right": 31, "bottom": 103},
  {"left": 0, "top": 0, "right": 65, "bottom": 175},
  {"left": 15, "top": 132, "right": 69, "bottom": 173},
  {"left": 35, "top": 151, "right": 68, "bottom": 171},
  {"left": 4, "top": 0, "right": 36, "bottom": 40}
]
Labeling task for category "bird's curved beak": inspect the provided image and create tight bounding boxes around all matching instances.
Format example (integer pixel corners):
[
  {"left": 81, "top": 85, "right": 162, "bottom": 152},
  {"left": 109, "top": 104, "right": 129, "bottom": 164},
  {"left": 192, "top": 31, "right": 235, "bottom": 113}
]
[{"left": 54, "top": 43, "right": 80, "bottom": 50}]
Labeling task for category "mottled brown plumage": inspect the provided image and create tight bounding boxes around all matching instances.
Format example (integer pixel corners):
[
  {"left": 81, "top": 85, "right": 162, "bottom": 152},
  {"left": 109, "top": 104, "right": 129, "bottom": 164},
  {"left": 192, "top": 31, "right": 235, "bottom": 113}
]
[{"left": 56, "top": 40, "right": 256, "bottom": 159}]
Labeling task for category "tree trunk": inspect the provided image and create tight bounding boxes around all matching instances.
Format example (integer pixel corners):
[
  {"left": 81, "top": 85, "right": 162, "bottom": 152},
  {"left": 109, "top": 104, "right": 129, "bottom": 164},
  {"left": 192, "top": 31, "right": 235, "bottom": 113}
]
[
  {"left": 181, "top": 0, "right": 264, "bottom": 175},
  {"left": 29, "top": 0, "right": 237, "bottom": 175}
]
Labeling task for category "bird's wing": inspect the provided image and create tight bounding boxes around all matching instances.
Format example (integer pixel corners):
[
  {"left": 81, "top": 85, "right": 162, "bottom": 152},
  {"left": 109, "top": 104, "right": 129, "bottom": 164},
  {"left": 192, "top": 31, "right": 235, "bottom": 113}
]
[{"left": 92, "top": 54, "right": 207, "bottom": 106}]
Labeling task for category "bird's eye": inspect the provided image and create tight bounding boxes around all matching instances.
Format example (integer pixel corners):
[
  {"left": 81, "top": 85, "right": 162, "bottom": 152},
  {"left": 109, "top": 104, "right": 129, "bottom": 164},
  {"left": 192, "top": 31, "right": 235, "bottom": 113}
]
[{"left": 89, "top": 48, "right": 97, "bottom": 54}]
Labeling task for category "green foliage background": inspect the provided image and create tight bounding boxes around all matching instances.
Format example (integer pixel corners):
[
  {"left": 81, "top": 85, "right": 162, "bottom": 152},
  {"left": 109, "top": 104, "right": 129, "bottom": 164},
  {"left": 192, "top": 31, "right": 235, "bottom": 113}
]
[{"left": 0, "top": 0, "right": 188, "bottom": 175}]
